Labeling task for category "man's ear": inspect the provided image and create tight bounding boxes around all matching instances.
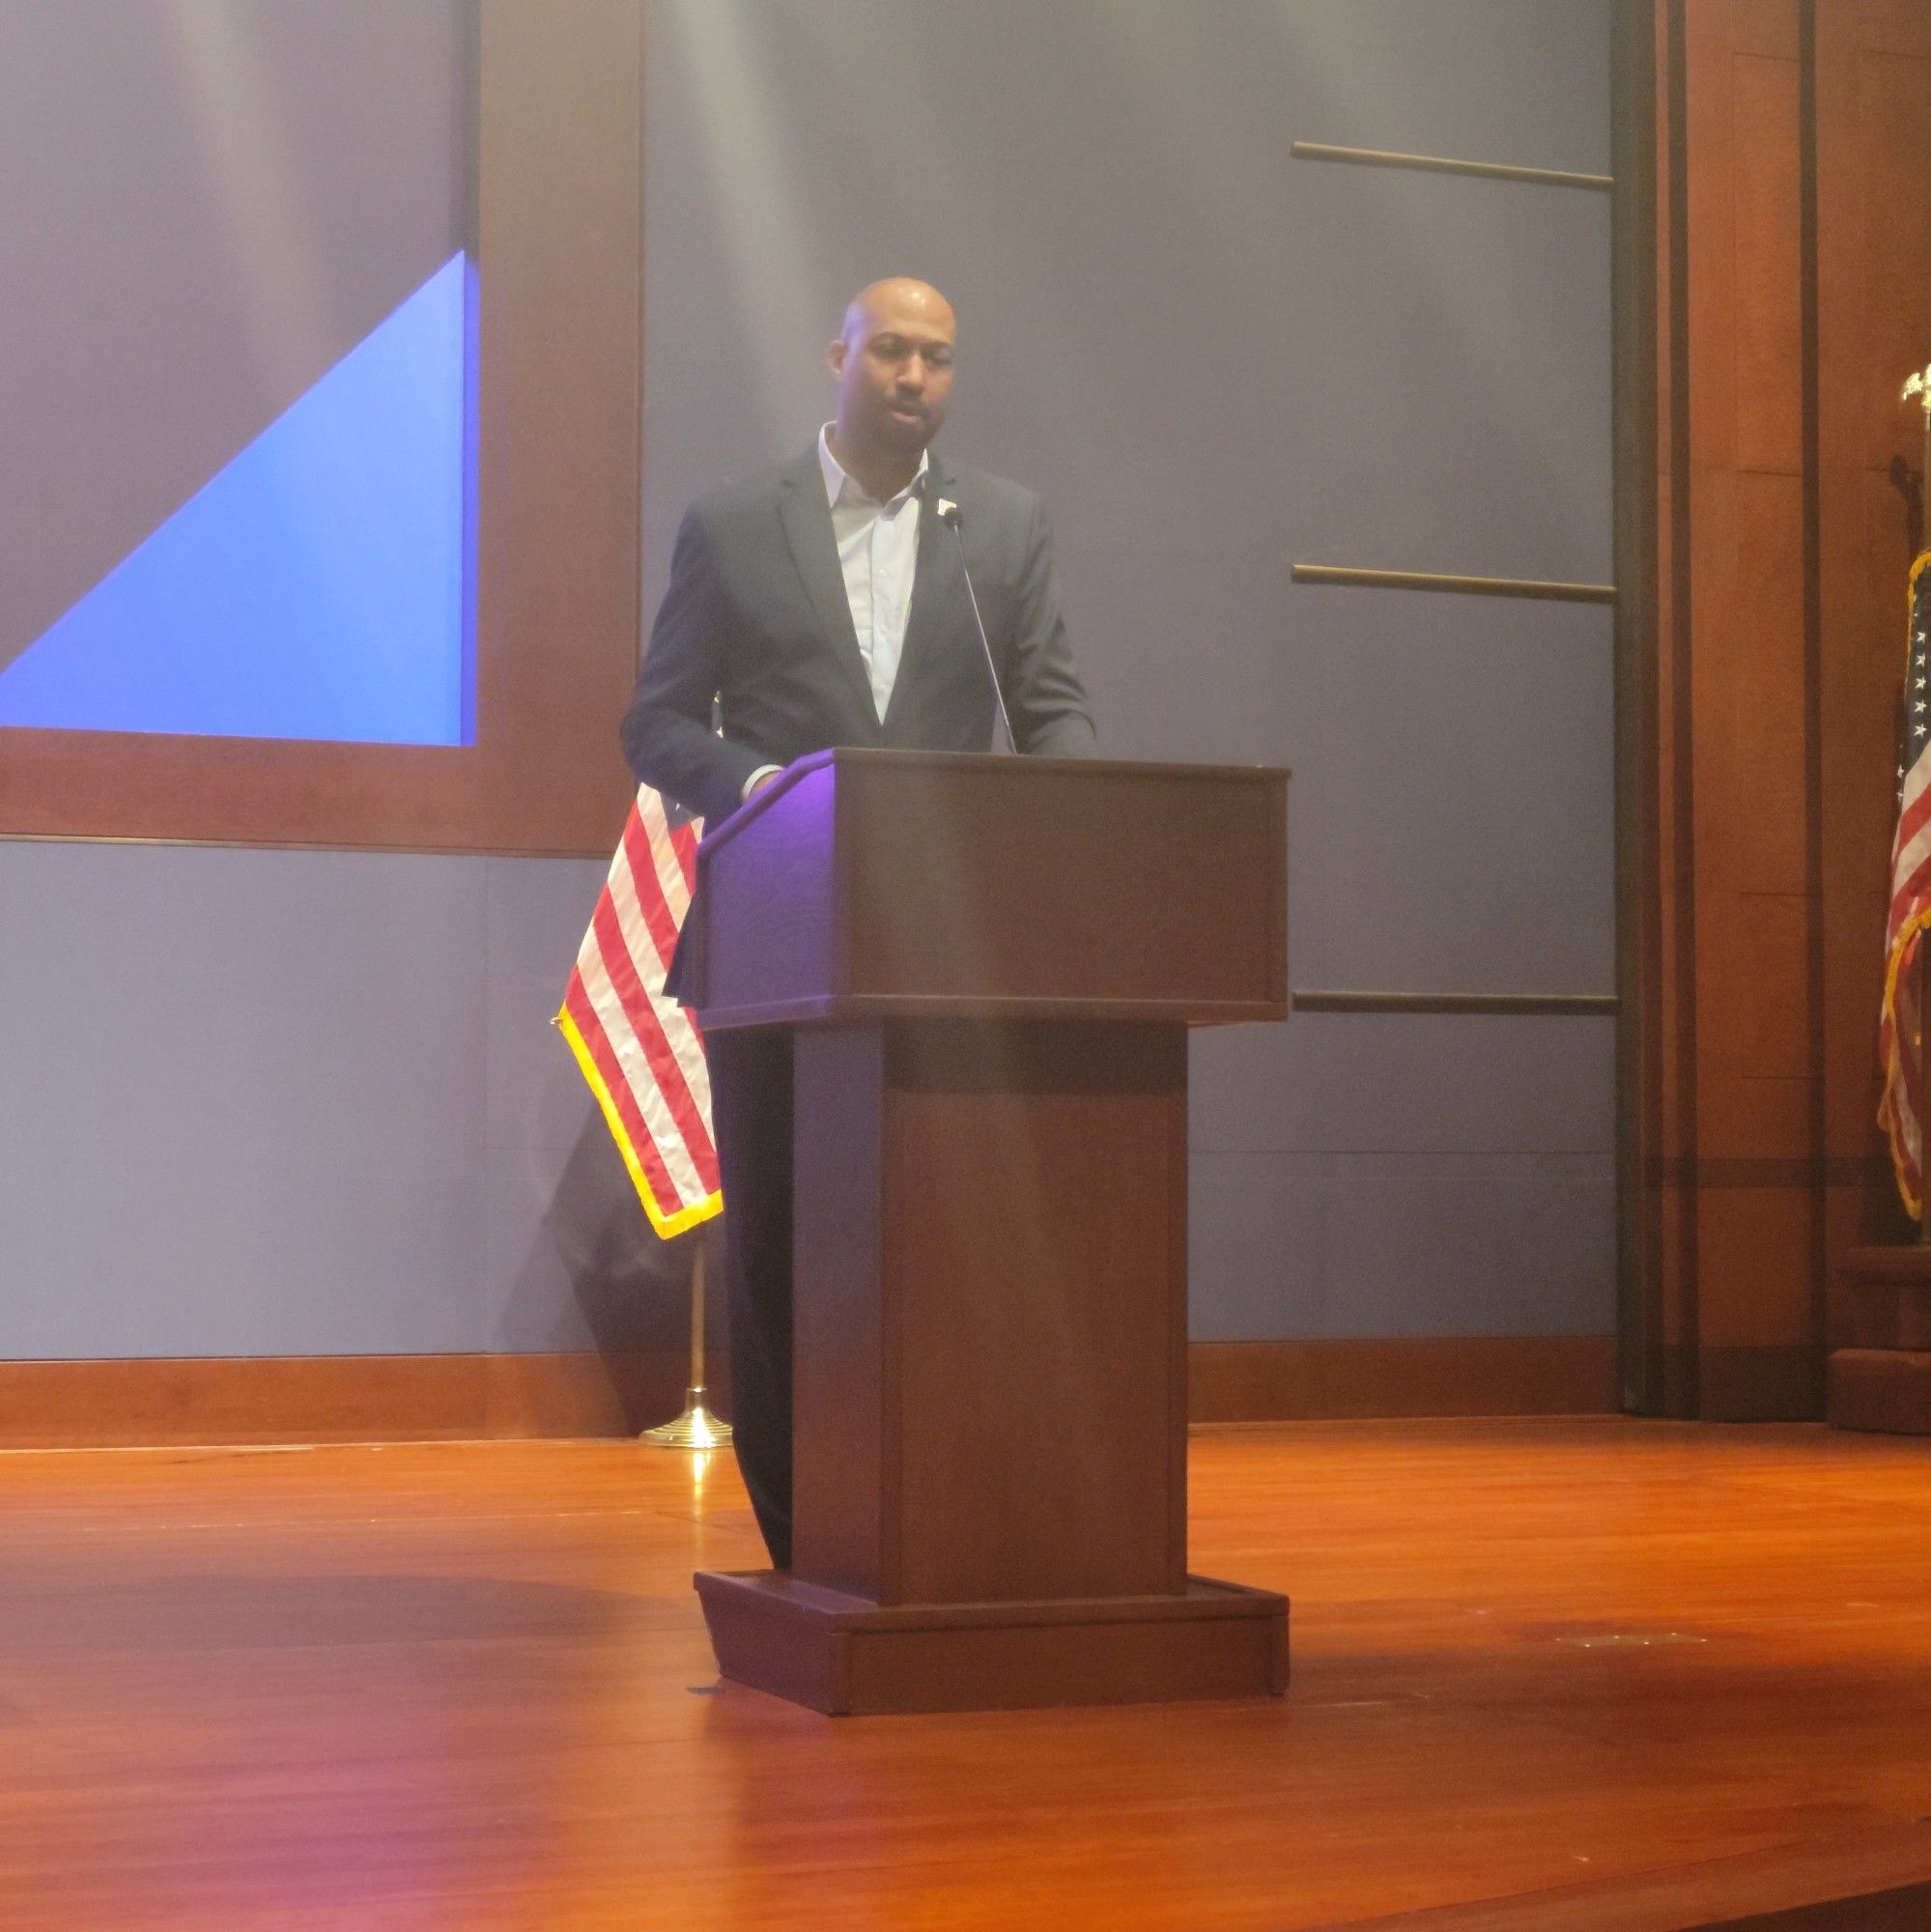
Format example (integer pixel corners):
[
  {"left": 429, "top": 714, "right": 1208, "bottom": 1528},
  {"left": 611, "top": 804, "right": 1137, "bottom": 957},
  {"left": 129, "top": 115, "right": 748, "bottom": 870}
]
[{"left": 826, "top": 337, "right": 847, "bottom": 379}]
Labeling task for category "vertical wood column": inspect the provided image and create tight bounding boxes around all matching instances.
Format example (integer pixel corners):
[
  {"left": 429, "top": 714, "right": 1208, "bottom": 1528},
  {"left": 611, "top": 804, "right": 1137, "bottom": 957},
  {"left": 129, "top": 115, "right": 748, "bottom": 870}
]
[
  {"left": 1633, "top": 0, "right": 1820, "bottom": 1419},
  {"left": 1627, "top": 0, "right": 1931, "bottom": 1419},
  {"left": 1684, "top": 0, "right": 1818, "bottom": 1416},
  {"left": 475, "top": 0, "right": 644, "bottom": 853},
  {"left": 1814, "top": 1, "right": 1931, "bottom": 1308}
]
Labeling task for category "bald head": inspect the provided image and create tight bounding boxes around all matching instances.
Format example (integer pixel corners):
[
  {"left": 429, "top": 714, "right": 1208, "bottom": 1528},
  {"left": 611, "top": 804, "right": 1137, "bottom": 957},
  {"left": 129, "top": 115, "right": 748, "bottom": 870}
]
[
  {"left": 838, "top": 277, "right": 956, "bottom": 349},
  {"left": 826, "top": 277, "right": 957, "bottom": 499}
]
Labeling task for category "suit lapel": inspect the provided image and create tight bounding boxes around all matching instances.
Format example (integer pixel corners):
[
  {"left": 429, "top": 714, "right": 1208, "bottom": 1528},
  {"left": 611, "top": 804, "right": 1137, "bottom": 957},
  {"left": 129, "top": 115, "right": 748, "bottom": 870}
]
[
  {"left": 884, "top": 455, "right": 960, "bottom": 734},
  {"left": 777, "top": 451, "right": 879, "bottom": 724}
]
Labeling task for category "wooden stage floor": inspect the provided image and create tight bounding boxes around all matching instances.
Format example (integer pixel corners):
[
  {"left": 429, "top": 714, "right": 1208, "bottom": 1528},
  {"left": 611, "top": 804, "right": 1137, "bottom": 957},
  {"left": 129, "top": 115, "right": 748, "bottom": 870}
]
[{"left": 3, "top": 1417, "right": 1930, "bottom": 1930}]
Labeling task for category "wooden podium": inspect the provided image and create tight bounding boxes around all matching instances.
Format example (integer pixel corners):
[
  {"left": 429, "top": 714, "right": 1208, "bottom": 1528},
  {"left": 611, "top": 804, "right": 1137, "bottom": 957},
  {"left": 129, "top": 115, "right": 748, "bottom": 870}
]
[{"left": 681, "top": 749, "right": 1290, "bottom": 1714}]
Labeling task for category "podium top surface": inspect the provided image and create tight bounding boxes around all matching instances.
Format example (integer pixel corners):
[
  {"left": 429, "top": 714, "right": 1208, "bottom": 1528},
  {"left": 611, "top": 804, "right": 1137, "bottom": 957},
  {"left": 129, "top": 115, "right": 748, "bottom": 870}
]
[
  {"left": 701, "top": 747, "right": 1289, "bottom": 847},
  {"left": 685, "top": 748, "right": 1290, "bottom": 1030}
]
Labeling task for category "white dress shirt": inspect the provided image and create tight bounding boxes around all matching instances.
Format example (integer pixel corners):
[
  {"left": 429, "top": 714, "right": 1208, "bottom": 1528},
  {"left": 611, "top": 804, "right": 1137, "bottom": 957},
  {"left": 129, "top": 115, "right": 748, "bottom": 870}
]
[
  {"left": 740, "top": 429, "right": 930, "bottom": 802},
  {"left": 817, "top": 422, "right": 927, "bottom": 721}
]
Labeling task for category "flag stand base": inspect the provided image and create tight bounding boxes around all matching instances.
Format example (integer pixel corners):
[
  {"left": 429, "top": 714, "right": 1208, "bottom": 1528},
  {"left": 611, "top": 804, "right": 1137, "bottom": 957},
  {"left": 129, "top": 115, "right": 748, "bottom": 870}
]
[{"left": 640, "top": 1386, "right": 733, "bottom": 1450}]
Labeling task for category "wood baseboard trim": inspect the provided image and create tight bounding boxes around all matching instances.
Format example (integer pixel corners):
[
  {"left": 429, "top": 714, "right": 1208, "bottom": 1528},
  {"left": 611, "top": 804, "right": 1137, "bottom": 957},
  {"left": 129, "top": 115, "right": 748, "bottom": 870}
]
[
  {"left": 0, "top": 1337, "right": 1618, "bottom": 1449},
  {"left": 1188, "top": 1336, "right": 1620, "bottom": 1424},
  {"left": 0, "top": 1350, "right": 731, "bottom": 1449}
]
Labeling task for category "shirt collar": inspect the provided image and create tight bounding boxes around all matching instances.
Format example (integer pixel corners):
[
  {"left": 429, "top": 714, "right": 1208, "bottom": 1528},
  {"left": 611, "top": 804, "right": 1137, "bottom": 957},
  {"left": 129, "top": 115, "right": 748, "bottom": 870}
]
[{"left": 818, "top": 423, "right": 929, "bottom": 510}]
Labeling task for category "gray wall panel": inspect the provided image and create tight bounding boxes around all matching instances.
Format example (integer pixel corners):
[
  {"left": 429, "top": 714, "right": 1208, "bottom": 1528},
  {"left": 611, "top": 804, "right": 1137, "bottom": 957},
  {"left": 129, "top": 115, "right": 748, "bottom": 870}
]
[
  {"left": 638, "top": 0, "right": 1619, "bottom": 1347},
  {"left": 1191, "top": 1014, "right": 1615, "bottom": 1157},
  {"left": 642, "top": 0, "right": 1612, "bottom": 591},
  {"left": 1067, "top": 551, "right": 1310, "bottom": 770},
  {"left": 481, "top": 856, "right": 609, "bottom": 1154},
  {"left": 1288, "top": 595, "right": 1616, "bottom": 992},
  {"left": 474, "top": 855, "right": 689, "bottom": 1356},
  {"left": 0, "top": 842, "right": 644, "bottom": 1360},
  {"left": 480, "top": 1130, "right": 684, "bottom": 1357},
  {"left": 1320, "top": 1152, "right": 1614, "bottom": 1338},
  {"left": 1277, "top": 167, "right": 1611, "bottom": 587},
  {"left": 1190, "top": 1151, "right": 1613, "bottom": 1341},
  {"left": 1276, "top": 0, "right": 1610, "bottom": 174},
  {"left": 1188, "top": 1154, "right": 1330, "bottom": 1340}
]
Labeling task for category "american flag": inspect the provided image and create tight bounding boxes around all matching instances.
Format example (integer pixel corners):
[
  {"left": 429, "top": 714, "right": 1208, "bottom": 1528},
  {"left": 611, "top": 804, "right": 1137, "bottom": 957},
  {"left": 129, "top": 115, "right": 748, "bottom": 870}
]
[
  {"left": 557, "top": 787, "right": 722, "bottom": 1237},
  {"left": 1878, "top": 551, "right": 1931, "bottom": 1216}
]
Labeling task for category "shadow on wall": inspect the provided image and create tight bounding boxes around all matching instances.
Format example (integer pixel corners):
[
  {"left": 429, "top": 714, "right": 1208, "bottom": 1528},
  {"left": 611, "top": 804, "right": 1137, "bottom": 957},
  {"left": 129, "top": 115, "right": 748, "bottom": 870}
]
[{"left": 504, "top": 1112, "right": 701, "bottom": 1364}]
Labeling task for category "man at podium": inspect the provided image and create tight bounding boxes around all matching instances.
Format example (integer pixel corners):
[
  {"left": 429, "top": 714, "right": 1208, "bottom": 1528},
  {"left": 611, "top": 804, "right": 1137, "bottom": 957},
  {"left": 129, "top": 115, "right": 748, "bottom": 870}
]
[{"left": 621, "top": 276, "right": 1095, "bottom": 1567}]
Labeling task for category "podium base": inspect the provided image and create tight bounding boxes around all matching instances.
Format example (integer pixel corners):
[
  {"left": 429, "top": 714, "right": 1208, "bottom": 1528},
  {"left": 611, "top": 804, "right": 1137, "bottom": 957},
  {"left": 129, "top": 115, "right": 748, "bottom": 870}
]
[{"left": 694, "top": 1570, "right": 1289, "bottom": 1715}]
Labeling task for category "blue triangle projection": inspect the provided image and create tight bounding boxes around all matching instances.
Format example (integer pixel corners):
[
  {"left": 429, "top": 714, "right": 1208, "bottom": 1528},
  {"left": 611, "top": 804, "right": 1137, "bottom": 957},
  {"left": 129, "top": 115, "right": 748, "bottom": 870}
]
[{"left": 0, "top": 253, "right": 475, "bottom": 745}]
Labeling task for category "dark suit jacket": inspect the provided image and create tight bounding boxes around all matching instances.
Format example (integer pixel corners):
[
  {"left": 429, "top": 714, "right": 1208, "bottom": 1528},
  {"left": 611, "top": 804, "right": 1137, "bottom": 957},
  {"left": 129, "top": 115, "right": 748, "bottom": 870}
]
[{"left": 620, "top": 444, "right": 1095, "bottom": 824}]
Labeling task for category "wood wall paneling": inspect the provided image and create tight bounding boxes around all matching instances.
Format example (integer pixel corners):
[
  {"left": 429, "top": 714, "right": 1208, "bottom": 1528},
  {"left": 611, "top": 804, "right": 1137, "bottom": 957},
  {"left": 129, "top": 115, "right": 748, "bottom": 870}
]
[
  {"left": 0, "top": 1340, "right": 1619, "bottom": 1449},
  {"left": 469, "top": 0, "right": 645, "bottom": 856},
  {"left": 1813, "top": 6, "right": 1883, "bottom": 1292},
  {"left": 1630, "top": 0, "right": 1704, "bottom": 1413},
  {"left": 1729, "top": 54, "right": 1806, "bottom": 474},
  {"left": 1730, "top": 487, "right": 1809, "bottom": 893},
  {"left": 1854, "top": 53, "right": 1931, "bottom": 473},
  {"left": 0, "top": 0, "right": 643, "bottom": 855},
  {"left": 1633, "top": 0, "right": 1931, "bottom": 1415},
  {"left": 1727, "top": 0, "right": 1803, "bottom": 61},
  {"left": 1855, "top": 0, "right": 1931, "bottom": 58},
  {"left": 1631, "top": 0, "right": 1855, "bottom": 1417},
  {"left": 0, "top": 1350, "right": 729, "bottom": 1449},
  {"left": 1690, "top": 1, "right": 1817, "bottom": 1413},
  {"left": 1187, "top": 1338, "right": 1619, "bottom": 1425},
  {"left": 1816, "top": 3, "right": 1931, "bottom": 1296}
]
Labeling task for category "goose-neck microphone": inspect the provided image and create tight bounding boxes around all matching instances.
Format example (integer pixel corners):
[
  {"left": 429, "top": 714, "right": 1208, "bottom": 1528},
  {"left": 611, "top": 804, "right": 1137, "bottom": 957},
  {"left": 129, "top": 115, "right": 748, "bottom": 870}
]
[{"left": 923, "top": 480, "right": 1016, "bottom": 753}]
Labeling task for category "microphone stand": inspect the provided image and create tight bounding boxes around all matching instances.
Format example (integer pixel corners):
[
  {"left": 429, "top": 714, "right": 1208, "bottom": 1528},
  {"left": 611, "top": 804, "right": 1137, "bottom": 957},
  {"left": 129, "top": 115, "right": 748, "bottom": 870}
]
[{"left": 933, "top": 496, "right": 1016, "bottom": 753}]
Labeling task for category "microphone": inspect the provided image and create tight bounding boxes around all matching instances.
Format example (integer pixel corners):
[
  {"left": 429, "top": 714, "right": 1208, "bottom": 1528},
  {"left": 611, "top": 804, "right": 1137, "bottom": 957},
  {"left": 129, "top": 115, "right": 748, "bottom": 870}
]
[{"left": 923, "top": 481, "right": 1016, "bottom": 753}]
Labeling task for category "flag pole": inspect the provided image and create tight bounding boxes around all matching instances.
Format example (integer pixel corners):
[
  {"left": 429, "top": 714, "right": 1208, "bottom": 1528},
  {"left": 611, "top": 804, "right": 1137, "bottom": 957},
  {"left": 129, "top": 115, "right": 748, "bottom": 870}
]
[
  {"left": 1906, "top": 364, "right": 1931, "bottom": 554},
  {"left": 640, "top": 1234, "right": 732, "bottom": 1449}
]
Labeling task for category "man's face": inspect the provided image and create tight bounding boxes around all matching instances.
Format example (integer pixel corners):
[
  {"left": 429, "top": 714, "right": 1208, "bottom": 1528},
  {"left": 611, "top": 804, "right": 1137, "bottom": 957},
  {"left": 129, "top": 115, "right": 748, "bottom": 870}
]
[{"left": 829, "top": 285, "right": 956, "bottom": 459}]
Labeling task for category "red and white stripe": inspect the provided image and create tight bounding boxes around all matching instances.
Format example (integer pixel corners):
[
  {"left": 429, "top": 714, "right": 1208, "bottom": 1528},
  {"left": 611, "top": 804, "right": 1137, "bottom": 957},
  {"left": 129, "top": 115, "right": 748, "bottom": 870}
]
[{"left": 559, "top": 787, "right": 721, "bottom": 1236}]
